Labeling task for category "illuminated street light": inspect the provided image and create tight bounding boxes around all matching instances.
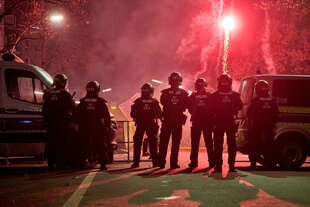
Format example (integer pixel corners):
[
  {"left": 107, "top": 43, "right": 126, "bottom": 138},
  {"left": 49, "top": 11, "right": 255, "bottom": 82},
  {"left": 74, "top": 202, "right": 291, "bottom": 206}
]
[
  {"left": 222, "top": 16, "right": 236, "bottom": 32},
  {"left": 50, "top": 14, "right": 64, "bottom": 22},
  {"left": 102, "top": 88, "right": 112, "bottom": 93},
  {"left": 11, "top": 13, "right": 65, "bottom": 52}
]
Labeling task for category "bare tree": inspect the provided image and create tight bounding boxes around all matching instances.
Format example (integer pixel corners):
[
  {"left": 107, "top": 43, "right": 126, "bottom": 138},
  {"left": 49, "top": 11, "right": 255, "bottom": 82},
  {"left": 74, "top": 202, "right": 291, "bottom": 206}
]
[{"left": 1, "top": 0, "right": 87, "bottom": 52}]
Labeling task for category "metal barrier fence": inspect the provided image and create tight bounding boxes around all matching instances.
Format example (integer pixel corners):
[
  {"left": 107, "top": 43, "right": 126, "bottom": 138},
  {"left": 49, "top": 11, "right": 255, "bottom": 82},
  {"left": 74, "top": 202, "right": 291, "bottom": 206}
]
[{"left": 113, "top": 121, "right": 133, "bottom": 161}]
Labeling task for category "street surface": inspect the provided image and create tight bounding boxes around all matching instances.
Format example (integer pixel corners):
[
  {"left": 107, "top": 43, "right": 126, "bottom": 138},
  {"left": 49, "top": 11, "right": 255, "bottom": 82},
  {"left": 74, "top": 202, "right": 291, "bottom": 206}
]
[{"left": 0, "top": 150, "right": 310, "bottom": 207}]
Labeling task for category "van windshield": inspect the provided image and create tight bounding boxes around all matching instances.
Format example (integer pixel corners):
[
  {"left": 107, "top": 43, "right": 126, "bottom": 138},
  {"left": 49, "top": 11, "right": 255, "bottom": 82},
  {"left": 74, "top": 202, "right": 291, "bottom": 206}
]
[
  {"left": 33, "top": 66, "right": 53, "bottom": 86},
  {"left": 239, "top": 78, "right": 255, "bottom": 104}
]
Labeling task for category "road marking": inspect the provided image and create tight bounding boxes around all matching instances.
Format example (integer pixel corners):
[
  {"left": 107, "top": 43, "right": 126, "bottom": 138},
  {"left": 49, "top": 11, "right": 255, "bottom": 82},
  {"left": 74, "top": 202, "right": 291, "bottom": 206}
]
[
  {"left": 239, "top": 179, "right": 254, "bottom": 186},
  {"left": 63, "top": 172, "right": 97, "bottom": 207}
]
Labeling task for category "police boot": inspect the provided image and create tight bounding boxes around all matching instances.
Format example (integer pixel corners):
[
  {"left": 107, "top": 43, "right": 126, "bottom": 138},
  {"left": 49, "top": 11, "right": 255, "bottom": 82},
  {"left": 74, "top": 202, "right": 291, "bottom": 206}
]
[
  {"left": 131, "top": 162, "right": 139, "bottom": 168},
  {"left": 170, "top": 164, "right": 180, "bottom": 170},
  {"left": 159, "top": 160, "right": 166, "bottom": 169},
  {"left": 152, "top": 161, "right": 159, "bottom": 168},
  {"left": 249, "top": 162, "right": 256, "bottom": 170},
  {"left": 214, "top": 165, "right": 222, "bottom": 172},
  {"left": 188, "top": 162, "right": 198, "bottom": 169},
  {"left": 229, "top": 164, "right": 236, "bottom": 172},
  {"left": 208, "top": 162, "right": 215, "bottom": 169},
  {"left": 100, "top": 164, "right": 108, "bottom": 171}
]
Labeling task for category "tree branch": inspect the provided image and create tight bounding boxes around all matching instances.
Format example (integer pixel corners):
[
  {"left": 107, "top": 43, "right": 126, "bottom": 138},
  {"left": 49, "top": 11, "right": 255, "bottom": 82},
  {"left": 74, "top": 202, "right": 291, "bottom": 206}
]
[
  {"left": 6, "top": 35, "right": 45, "bottom": 48},
  {"left": 0, "top": 0, "right": 27, "bottom": 22}
]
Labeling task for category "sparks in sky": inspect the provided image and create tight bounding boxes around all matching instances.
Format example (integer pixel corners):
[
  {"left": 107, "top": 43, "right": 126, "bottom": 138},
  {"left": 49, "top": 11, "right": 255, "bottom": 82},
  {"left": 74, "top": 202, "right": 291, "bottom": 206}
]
[
  {"left": 222, "top": 16, "right": 236, "bottom": 32},
  {"left": 221, "top": 16, "right": 236, "bottom": 74},
  {"left": 222, "top": 30, "right": 230, "bottom": 74}
]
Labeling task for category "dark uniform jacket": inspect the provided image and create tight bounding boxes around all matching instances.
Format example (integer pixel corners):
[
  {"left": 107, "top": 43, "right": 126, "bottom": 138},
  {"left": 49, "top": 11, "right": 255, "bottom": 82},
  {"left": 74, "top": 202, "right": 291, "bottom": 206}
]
[
  {"left": 160, "top": 88, "right": 190, "bottom": 124},
  {"left": 246, "top": 96, "right": 279, "bottom": 130},
  {"left": 75, "top": 96, "right": 111, "bottom": 130},
  {"left": 208, "top": 91, "right": 243, "bottom": 125},
  {"left": 42, "top": 88, "right": 75, "bottom": 124},
  {"left": 189, "top": 90, "right": 211, "bottom": 124},
  {"left": 130, "top": 97, "right": 162, "bottom": 126}
]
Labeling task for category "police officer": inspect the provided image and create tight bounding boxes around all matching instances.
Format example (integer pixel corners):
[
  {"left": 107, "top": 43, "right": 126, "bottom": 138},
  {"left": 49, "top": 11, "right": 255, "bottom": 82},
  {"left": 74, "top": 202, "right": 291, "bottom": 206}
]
[
  {"left": 42, "top": 74, "right": 75, "bottom": 169},
  {"left": 75, "top": 81, "right": 111, "bottom": 171},
  {"left": 247, "top": 80, "right": 279, "bottom": 169},
  {"left": 158, "top": 72, "right": 190, "bottom": 169},
  {"left": 208, "top": 74, "right": 243, "bottom": 172},
  {"left": 188, "top": 78, "right": 214, "bottom": 168},
  {"left": 131, "top": 83, "right": 162, "bottom": 168}
]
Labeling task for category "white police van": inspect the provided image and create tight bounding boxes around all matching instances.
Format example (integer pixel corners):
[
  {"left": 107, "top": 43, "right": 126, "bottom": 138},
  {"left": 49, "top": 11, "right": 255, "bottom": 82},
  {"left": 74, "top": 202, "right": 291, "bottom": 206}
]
[
  {"left": 236, "top": 74, "right": 310, "bottom": 169},
  {"left": 0, "top": 55, "right": 53, "bottom": 160}
]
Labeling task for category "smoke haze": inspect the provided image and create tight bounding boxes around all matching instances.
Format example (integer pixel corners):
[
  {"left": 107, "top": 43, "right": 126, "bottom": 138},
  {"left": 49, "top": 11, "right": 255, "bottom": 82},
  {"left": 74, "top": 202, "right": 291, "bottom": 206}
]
[
  {"left": 68, "top": 0, "right": 223, "bottom": 103},
  {"left": 261, "top": 11, "right": 276, "bottom": 74}
]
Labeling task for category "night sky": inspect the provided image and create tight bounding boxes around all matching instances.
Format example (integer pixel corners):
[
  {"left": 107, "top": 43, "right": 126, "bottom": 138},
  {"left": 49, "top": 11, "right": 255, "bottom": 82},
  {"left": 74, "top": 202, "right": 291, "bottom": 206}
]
[
  {"left": 52, "top": 0, "right": 308, "bottom": 104},
  {"left": 67, "top": 0, "right": 229, "bottom": 103}
]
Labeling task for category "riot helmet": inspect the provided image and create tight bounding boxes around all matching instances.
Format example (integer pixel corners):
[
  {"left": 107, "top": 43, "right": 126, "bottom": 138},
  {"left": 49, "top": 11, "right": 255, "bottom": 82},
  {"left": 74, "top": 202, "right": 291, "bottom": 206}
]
[
  {"left": 53, "top": 74, "right": 68, "bottom": 88},
  {"left": 86, "top": 81, "right": 101, "bottom": 97},
  {"left": 168, "top": 72, "right": 183, "bottom": 87},
  {"left": 141, "top": 83, "right": 154, "bottom": 98},
  {"left": 255, "top": 80, "right": 270, "bottom": 97},
  {"left": 195, "top": 77, "right": 208, "bottom": 91},
  {"left": 217, "top": 74, "right": 232, "bottom": 93}
]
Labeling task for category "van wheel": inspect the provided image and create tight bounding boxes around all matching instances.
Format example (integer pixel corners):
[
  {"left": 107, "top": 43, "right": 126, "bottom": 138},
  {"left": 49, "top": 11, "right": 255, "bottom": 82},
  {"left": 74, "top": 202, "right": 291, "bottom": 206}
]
[{"left": 277, "top": 140, "right": 307, "bottom": 169}]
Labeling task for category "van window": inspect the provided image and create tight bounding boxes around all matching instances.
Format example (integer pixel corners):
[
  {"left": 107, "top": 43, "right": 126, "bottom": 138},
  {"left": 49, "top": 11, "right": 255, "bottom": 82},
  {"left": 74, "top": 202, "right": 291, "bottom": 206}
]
[
  {"left": 17, "top": 77, "right": 34, "bottom": 102},
  {"left": 272, "top": 79, "right": 310, "bottom": 107},
  {"left": 34, "top": 78, "right": 45, "bottom": 103},
  {"left": 5, "top": 69, "right": 47, "bottom": 104}
]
